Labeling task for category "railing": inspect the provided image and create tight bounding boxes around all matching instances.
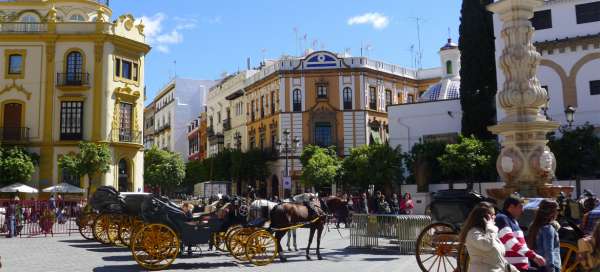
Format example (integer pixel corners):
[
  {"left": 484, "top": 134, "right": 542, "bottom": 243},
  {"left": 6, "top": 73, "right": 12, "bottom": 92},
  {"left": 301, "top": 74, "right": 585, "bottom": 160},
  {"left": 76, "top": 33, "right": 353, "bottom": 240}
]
[
  {"left": 56, "top": 73, "right": 89, "bottom": 87},
  {"left": 155, "top": 123, "right": 170, "bottom": 133},
  {"left": 0, "top": 127, "right": 30, "bottom": 142},
  {"left": 0, "top": 199, "right": 83, "bottom": 237},
  {"left": 0, "top": 22, "right": 47, "bottom": 33},
  {"left": 110, "top": 128, "right": 141, "bottom": 144}
]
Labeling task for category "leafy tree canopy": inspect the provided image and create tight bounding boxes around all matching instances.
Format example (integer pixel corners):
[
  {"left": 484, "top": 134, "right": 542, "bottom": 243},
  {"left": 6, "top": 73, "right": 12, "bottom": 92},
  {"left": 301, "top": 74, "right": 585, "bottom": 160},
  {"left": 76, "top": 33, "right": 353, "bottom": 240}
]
[
  {"left": 144, "top": 146, "right": 185, "bottom": 189},
  {"left": 300, "top": 145, "right": 341, "bottom": 188},
  {"left": 437, "top": 135, "right": 498, "bottom": 184},
  {"left": 0, "top": 147, "right": 36, "bottom": 186},
  {"left": 549, "top": 123, "right": 600, "bottom": 179}
]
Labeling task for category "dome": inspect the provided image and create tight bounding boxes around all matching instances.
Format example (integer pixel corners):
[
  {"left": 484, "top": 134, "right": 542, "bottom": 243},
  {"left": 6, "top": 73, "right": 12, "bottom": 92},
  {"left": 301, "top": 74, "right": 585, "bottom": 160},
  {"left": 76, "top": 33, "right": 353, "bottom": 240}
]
[
  {"left": 440, "top": 38, "right": 458, "bottom": 51},
  {"left": 420, "top": 78, "right": 461, "bottom": 102}
]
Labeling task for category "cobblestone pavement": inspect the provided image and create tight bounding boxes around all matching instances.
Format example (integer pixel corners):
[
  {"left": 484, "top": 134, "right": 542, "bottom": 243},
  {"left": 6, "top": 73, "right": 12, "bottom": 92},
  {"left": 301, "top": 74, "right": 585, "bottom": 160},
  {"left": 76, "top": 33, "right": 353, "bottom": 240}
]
[{"left": 0, "top": 228, "right": 420, "bottom": 272}]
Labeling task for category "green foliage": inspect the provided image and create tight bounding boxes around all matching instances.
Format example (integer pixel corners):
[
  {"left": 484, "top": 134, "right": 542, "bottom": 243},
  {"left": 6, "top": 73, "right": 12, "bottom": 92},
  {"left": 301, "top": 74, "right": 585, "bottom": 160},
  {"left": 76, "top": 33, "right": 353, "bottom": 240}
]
[
  {"left": 300, "top": 145, "right": 341, "bottom": 188},
  {"left": 404, "top": 140, "right": 447, "bottom": 190},
  {"left": 0, "top": 147, "right": 36, "bottom": 186},
  {"left": 549, "top": 124, "right": 600, "bottom": 179},
  {"left": 438, "top": 135, "right": 498, "bottom": 183},
  {"left": 342, "top": 144, "right": 404, "bottom": 190},
  {"left": 58, "top": 142, "right": 111, "bottom": 188},
  {"left": 144, "top": 146, "right": 185, "bottom": 189},
  {"left": 459, "top": 0, "right": 498, "bottom": 139}
]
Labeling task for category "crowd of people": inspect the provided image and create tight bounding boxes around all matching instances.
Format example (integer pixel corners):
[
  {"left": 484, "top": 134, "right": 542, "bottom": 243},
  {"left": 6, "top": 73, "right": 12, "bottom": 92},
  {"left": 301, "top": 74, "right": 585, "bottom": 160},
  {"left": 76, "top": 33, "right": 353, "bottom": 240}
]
[
  {"left": 460, "top": 193, "right": 600, "bottom": 272},
  {"left": 330, "top": 190, "right": 415, "bottom": 215}
]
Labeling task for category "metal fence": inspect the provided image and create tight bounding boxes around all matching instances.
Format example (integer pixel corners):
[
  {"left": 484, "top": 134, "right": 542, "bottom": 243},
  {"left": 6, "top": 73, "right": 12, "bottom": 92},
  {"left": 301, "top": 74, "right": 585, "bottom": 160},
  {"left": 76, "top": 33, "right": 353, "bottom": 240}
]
[
  {"left": 349, "top": 213, "right": 431, "bottom": 254},
  {"left": 0, "top": 200, "right": 83, "bottom": 237}
]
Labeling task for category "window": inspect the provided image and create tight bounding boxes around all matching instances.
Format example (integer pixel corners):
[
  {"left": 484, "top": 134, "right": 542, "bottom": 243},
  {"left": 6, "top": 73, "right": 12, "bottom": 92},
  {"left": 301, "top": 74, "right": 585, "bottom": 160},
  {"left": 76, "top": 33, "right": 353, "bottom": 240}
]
[
  {"left": 397, "top": 93, "right": 403, "bottom": 104},
  {"left": 217, "top": 112, "right": 221, "bottom": 124},
  {"left": 60, "top": 101, "right": 84, "bottom": 140},
  {"left": 407, "top": 94, "right": 414, "bottom": 103},
  {"left": 8, "top": 54, "right": 23, "bottom": 75},
  {"left": 343, "top": 87, "right": 353, "bottom": 110},
  {"left": 270, "top": 92, "right": 275, "bottom": 115},
  {"left": 119, "top": 102, "right": 133, "bottom": 142},
  {"left": 590, "top": 80, "right": 600, "bottom": 95},
  {"left": 114, "top": 57, "right": 139, "bottom": 82},
  {"left": 20, "top": 14, "right": 39, "bottom": 23},
  {"left": 317, "top": 85, "right": 327, "bottom": 98},
  {"left": 576, "top": 2, "right": 600, "bottom": 24},
  {"left": 69, "top": 14, "right": 85, "bottom": 21},
  {"left": 292, "top": 89, "right": 302, "bottom": 112},
  {"left": 314, "top": 122, "right": 332, "bottom": 147},
  {"left": 62, "top": 168, "right": 79, "bottom": 187},
  {"left": 115, "top": 58, "right": 121, "bottom": 77},
  {"left": 65, "top": 51, "right": 83, "bottom": 84},
  {"left": 385, "top": 90, "right": 392, "bottom": 107},
  {"left": 122, "top": 60, "right": 132, "bottom": 79},
  {"left": 133, "top": 63, "right": 139, "bottom": 81},
  {"left": 260, "top": 96, "right": 265, "bottom": 118},
  {"left": 531, "top": 9, "right": 552, "bottom": 30},
  {"left": 446, "top": 60, "right": 453, "bottom": 75},
  {"left": 369, "top": 87, "right": 377, "bottom": 110}
]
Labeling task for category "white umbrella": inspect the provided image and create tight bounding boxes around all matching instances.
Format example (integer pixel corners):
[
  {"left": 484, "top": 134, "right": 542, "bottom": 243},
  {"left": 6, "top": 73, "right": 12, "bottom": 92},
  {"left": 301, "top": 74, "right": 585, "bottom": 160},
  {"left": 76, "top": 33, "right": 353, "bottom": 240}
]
[
  {"left": 42, "top": 182, "right": 85, "bottom": 193},
  {"left": 0, "top": 183, "right": 39, "bottom": 193}
]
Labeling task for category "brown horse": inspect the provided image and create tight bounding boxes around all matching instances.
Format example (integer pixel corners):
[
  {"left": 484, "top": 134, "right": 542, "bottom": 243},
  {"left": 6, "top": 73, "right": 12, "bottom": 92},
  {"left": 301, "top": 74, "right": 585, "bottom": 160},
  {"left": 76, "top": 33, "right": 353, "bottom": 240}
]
[
  {"left": 269, "top": 197, "right": 327, "bottom": 261},
  {"left": 323, "top": 196, "right": 351, "bottom": 228}
]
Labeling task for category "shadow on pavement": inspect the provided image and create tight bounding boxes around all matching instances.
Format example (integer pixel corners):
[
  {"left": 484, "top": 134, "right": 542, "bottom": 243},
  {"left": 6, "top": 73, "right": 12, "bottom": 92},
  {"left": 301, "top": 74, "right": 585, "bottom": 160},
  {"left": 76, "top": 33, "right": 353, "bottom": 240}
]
[
  {"left": 58, "top": 239, "right": 97, "bottom": 243},
  {"left": 102, "top": 255, "right": 134, "bottom": 262},
  {"left": 93, "top": 262, "right": 238, "bottom": 271},
  {"left": 86, "top": 247, "right": 131, "bottom": 253},
  {"left": 68, "top": 243, "right": 113, "bottom": 249},
  {"left": 320, "top": 247, "right": 402, "bottom": 257}
]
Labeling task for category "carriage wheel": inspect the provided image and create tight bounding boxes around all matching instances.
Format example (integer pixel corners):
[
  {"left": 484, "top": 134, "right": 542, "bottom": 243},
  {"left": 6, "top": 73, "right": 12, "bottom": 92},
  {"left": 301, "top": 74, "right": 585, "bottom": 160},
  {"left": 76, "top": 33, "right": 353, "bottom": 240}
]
[
  {"left": 225, "top": 226, "right": 243, "bottom": 253},
  {"left": 107, "top": 215, "right": 122, "bottom": 246},
  {"left": 245, "top": 230, "right": 278, "bottom": 266},
  {"left": 118, "top": 216, "right": 133, "bottom": 247},
  {"left": 211, "top": 232, "right": 227, "bottom": 252},
  {"left": 415, "top": 223, "right": 459, "bottom": 272},
  {"left": 78, "top": 212, "right": 96, "bottom": 240},
  {"left": 560, "top": 242, "right": 580, "bottom": 272},
  {"left": 229, "top": 227, "right": 256, "bottom": 261},
  {"left": 131, "top": 223, "right": 180, "bottom": 271},
  {"left": 93, "top": 214, "right": 112, "bottom": 244}
]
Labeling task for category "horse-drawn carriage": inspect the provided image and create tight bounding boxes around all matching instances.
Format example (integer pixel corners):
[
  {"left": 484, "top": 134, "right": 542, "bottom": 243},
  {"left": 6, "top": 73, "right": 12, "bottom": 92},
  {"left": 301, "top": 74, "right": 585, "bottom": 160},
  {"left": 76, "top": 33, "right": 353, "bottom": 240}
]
[{"left": 414, "top": 189, "right": 584, "bottom": 272}]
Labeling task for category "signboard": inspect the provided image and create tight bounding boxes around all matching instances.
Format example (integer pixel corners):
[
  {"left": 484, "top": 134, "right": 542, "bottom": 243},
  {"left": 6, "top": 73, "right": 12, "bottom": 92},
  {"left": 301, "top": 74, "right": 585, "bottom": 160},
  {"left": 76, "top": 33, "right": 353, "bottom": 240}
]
[{"left": 283, "top": 177, "right": 292, "bottom": 189}]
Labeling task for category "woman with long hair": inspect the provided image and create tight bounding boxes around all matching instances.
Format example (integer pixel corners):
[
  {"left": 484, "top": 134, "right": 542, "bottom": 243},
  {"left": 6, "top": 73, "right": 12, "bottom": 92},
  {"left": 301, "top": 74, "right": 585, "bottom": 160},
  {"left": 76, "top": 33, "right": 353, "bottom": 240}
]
[
  {"left": 526, "top": 200, "right": 561, "bottom": 272},
  {"left": 459, "top": 202, "right": 517, "bottom": 272},
  {"left": 578, "top": 222, "right": 600, "bottom": 271}
]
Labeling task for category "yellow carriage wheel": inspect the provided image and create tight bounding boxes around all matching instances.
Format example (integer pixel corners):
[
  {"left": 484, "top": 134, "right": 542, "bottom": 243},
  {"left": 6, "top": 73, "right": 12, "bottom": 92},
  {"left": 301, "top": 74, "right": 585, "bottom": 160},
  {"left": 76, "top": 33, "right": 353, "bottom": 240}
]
[
  {"left": 415, "top": 223, "right": 459, "bottom": 272},
  {"left": 93, "top": 214, "right": 112, "bottom": 244},
  {"left": 107, "top": 215, "right": 122, "bottom": 246},
  {"left": 118, "top": 216, "right": 133, "bottom": 247},
  {"left": 560, "top": 242, "right": 580, "bottom": 272},
  {"left": 212, "top": 232, "right": 227, "bottom": 252},
  {"left": 245, "top": 230, "right": 278, "bottom": 266},
  {"left": 78, "top": 212, "right": 96, "bottom": 240},
  {"left": 225, "top": 226, "right": 243, "bottom": 253},
  {"left": 229, "top": 228, "right": 256, "bottom": 261},
  {"left": 131, "top": 223, "right": 180, "bottom": 271}
]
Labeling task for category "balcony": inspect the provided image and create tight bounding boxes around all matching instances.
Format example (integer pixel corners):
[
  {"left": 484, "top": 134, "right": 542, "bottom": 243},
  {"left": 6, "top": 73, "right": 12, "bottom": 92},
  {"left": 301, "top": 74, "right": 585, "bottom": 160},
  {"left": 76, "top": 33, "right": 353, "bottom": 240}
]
[
  {"left": 155, "top": 123, "right": 171, "bottom": 133},
  {"left": 0, "top": 22, "right": 47, "bottom": 33},
  {"left": 207, "top": 127, "right": 215, "bottom": 137},
  {"left": 223, "top": 119, "right": 231, "bottom": 131},
  {"left": 56, "top": 73, "right": 90, "bottom": 87},
  {"left": 111, "top": 128, "right": 141, "bottom": 144},
  {"left": 0, "top": 127, "right": 30, "bottom": 143},
  {"left": 0, "top": 0, "right": 109, "bottom": 6}
]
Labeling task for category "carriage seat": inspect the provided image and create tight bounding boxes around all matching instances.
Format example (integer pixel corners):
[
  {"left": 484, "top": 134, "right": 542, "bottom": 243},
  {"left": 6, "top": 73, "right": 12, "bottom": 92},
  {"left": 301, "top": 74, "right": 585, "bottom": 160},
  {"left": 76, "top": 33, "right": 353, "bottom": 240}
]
[{"left": 247, "top": 217, "right": 267, "bottom": 227}]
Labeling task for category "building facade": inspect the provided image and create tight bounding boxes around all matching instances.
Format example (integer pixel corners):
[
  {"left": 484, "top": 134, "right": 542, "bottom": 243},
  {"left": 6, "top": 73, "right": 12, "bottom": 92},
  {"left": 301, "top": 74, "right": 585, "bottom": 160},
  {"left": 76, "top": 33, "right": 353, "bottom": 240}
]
[
  {"left": 143, "top": 102, "right": 155, "bottom": 149},
  {"left": 243, "top": 51, "right": 440, "bottom": 198},
  {"left": 0, "top": 0, "right": 150, "bottom": 193},
  {"left": 145, "top": 77, "right": 214, "bottom": 161},
  {"left": 494, "top": 0, "right": 600, "bottom": 128}
]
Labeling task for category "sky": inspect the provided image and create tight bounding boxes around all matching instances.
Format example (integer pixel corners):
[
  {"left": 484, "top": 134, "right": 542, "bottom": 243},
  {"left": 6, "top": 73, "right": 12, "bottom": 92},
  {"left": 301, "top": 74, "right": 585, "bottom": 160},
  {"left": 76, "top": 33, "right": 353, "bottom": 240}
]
[{"left": 109, "top": 0, "right": 462, "bottom": 103}]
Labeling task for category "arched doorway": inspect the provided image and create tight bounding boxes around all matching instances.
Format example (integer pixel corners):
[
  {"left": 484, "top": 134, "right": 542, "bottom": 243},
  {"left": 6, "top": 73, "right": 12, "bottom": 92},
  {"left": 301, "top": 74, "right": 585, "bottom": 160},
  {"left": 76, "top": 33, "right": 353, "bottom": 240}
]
[
  {"left": 118, "top": 159, "right": 131, "bottom": 192},
  {"left": 3, "top": 103, "right": 23, "bottom": 140},
  {"left": 271, "top": 175, "right": 279, "bottom": 199}
]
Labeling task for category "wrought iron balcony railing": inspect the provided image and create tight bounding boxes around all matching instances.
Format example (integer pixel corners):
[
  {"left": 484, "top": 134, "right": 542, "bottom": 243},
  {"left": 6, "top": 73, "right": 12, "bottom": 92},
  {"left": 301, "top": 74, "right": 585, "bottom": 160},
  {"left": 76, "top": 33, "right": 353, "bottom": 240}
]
[
  {"left": 0, "top": 22, "right": 47, "bottom": 33},
  {"left": 57, "top": 73, "right": 89, "bottom": 87},
  {"left": 155, "top": 123, "right": 171, "bottom": 133},
  {"left": 111, "top": 128, "right": 141, "bottom": 144},
  {"left": 0, "top": 127, "right": 30, "bottom": 142}
]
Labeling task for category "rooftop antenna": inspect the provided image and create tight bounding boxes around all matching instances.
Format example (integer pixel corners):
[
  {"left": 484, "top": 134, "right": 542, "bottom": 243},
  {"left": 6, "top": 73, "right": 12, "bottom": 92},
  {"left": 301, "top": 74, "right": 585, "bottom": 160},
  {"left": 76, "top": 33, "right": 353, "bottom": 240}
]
[
  {"left": 302, "top": 33, "right": 307, "bottom": 55},
  {"left": 173, "top": 60, "right": 177, "bottom": 79},
  {"left": 365, "top": 43, "right": 373, "bottom": 57},
  {"left": 410, "top": 17, "right": 425, "bottom": 69},
  {"left": 409, "top": 44, "right": 416, "bottom": 69},
  {"left": 261, "top": 48, "right": 267, "bottom": 62},
  {"left": 447, "top": 27, "right": 452, "bottom": 41}
]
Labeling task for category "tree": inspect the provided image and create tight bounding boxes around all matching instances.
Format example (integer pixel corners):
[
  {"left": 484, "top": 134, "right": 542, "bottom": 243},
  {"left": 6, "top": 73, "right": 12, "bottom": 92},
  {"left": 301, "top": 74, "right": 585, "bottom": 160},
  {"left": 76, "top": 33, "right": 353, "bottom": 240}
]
[
  {"left": 459, "top": 0, "right": 498, "bottom": 139},
  {"left": 437, "top": 135, "right": 498, "bottom": 189},
  {"left": 0, "top": 147, "right": 36, "bottom": 186},
  {"left": 549, "top": 124, "right": 600, "bottom": 179},
  {"left": 404, "top": 140, "right": 447, "bottom": 192},
  {"left": 342, "top": 144, "right": 404, "bottom": 194},
  {"left": 144, "top": 146, "right": 185, "bottom": 192},
  {"left": 58, "top": 141, "right": 111, "bottom": 197},
  {"left": 300, "top": 145, "right": 341, "bottom": 189}
]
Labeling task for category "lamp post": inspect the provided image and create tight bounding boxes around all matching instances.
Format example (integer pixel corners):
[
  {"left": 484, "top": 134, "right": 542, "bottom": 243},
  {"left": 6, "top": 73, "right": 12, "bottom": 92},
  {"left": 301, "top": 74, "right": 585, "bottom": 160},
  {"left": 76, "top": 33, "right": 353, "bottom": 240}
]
[
  {"left": 276, "top": 129, "right": 300, "bottom": 196},
  {"left": 564, "top": 105, "right": 576, "bottom": 128}
]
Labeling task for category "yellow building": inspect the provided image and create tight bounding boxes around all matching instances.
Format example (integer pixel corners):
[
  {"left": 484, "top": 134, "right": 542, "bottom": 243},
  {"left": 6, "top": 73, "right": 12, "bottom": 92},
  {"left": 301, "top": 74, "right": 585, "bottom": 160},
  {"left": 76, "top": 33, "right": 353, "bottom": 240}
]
[
  {"left": 0, "top": 0, "right": 150, "bottom": 193},
  {"left": 244, "top": 52, "right": 440, "bottom": 198}
]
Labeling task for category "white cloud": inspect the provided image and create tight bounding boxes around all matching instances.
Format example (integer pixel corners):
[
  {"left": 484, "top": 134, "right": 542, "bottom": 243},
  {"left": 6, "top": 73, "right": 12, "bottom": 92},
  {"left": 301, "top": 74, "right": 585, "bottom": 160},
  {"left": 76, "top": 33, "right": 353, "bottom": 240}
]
[
  {"left": 156, "top": 30, "right": 183, "bottom": 44},
  {"left": 136, "top": 13, "right": 192, "bottom": 54},
  {"left": 137, "top": 13, "right": 165, "bottom": 40},
  {"left": 206, "top": 16, "right": 222, "bottom": 25},
  {"left": 174, "top": 17, "right": 198, "bottom": 30},
  {"left": 156, "top": 45, "right": 170, "bottom": 53},
  {"left": 347, "top": 12, "right": 389, "bottom": 30}
]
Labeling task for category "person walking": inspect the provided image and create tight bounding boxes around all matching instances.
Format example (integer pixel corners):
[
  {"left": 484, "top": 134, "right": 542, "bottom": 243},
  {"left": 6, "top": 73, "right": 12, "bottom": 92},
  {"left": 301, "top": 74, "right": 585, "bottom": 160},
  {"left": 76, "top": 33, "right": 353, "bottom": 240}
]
[
  {"left": 459, "top": 202, "right": 518, "bottom": 272},
  {"left": 527, "top": 200, "right": 561, "bottom": 272},
  {"left": 376, "top": 195, "right": 390, "bottom": 214},
  {"left": 496, "top": 194, "right": 546, "bottom": 271},
  {"left": 400, "top": 193, "right": 414, "bottom": 215},
  {"left": 390, "top": 193, "right": 400, "bottom": 215},
  {"left": 358, "top": 192, "right": 369, "bottom": 214},
  {"left": 578, "top": 223, "right": 600, "bottom": 271}
]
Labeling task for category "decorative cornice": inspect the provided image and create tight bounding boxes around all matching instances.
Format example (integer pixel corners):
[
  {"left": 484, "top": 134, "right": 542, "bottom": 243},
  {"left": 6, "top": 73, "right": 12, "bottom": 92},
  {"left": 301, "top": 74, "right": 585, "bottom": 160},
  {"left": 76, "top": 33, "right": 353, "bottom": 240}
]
[
  {"left": 534, "top": 33, "right": 600, "bottom": 54},
  {"left": 0, "top": 81, "right": 32, "bottom": 100}
]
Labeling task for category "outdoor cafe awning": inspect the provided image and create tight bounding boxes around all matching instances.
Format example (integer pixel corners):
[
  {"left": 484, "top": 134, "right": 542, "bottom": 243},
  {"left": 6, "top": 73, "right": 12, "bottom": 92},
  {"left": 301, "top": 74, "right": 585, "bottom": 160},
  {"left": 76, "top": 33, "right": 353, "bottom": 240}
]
[
  {"left": 0, "top": 183, "right": 39, "bottom": 193},
  {"left": 42, "top": 182, "right": 85, "bottom": 193}
]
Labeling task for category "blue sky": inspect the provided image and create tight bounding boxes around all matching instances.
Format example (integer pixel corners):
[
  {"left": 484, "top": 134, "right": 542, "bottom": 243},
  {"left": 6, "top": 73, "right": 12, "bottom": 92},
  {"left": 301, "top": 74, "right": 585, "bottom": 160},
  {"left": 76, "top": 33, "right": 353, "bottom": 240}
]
[{"left": 110, "top": 0, "right": 462, "bottom": 102}]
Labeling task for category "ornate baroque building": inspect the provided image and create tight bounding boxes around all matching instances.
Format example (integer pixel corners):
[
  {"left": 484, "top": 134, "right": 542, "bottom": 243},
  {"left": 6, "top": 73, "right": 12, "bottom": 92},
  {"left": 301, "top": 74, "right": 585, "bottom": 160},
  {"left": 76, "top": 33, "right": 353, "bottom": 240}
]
[
  {"left": 0, "top": 0, "right": 149, "bottom": 193},
  {"left": 243, "top": 51, "right": 440, "bottom": 198}
]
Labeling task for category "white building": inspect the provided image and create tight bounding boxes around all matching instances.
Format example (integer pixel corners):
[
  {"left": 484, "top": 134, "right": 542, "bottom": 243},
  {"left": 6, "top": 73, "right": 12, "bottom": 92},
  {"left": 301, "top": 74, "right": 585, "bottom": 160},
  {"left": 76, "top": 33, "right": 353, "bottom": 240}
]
[
  {"left": 494, "top": 0, "right": 600, "bottom": 128},
  {"left": 146, "top": 78, "right": 215, "bottom": 161}
]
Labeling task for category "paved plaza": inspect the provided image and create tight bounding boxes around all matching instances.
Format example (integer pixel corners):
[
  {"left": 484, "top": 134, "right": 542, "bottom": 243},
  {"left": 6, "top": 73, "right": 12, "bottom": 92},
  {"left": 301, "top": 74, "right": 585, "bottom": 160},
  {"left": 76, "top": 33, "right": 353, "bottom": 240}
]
[{"left": 0, "top": 228, "right": 419, "bottom": 272}]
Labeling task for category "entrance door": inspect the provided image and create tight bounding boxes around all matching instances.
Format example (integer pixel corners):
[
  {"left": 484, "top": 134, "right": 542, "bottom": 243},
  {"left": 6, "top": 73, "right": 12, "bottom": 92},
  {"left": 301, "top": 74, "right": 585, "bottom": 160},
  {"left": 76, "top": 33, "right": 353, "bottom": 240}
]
[
  {"left": 118, "top": 159, "right": 131, "bottom": 192},
  {"left": 3, "top": 103, "right": 22, "bottom": 140}
]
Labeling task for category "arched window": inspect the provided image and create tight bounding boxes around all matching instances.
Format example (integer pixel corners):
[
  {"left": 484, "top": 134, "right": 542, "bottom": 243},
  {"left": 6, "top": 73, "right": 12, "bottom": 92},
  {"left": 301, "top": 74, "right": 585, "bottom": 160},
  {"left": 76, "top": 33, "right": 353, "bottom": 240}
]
[
  {"left": 20, "top": 14, "right": 39, "bottom": 23},
  {"left": 19, "top": 13, "right": 40, "bottom": 32},
  {"left": 292, "top": 89, "right": 301, "bottom": 112},
  {"left": 69, "top": 14, "right": 85, "bottom": 22},
  {"left": 66, "top": 51, "right": 83, "bottom": 84},
  {"left": 446, "top": 60, "right": 453, "bottom": 75},
  {"left": 343, "top": 87, "right": 352, "bottom": 110}
]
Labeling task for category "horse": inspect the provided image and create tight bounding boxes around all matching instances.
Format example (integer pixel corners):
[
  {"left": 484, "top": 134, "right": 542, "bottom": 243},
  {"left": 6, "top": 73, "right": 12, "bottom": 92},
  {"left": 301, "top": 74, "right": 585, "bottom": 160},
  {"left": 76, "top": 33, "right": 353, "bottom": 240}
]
[
  {"left": 269, "top": 194, "right": 327, "bottom": 261},
  {"left": 322, "top": 196, "right": 351, "bottom": 228}
]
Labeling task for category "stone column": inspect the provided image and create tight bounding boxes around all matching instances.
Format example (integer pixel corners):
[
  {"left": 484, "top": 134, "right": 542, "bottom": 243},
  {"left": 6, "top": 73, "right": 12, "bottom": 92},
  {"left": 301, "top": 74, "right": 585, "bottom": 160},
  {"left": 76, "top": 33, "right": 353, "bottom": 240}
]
[{"left": 487, "top": 0, "right": 570, "bottom": 198}]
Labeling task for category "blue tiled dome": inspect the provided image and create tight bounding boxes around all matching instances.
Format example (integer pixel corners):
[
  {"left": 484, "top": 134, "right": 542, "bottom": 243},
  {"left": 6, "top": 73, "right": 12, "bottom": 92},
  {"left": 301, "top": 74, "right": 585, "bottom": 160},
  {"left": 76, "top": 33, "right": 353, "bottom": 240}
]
[{"left": 419, "top": 79, "right": 461, "bottom": 101}]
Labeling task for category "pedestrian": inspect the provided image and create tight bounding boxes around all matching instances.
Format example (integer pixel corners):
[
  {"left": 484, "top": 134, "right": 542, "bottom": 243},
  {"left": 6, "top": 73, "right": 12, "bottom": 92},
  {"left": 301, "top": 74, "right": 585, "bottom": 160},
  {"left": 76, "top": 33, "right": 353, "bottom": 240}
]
[
  {"left": 181, "top": 203, "right": 194, "bottom": 254},
  {"left": 358, "top": 192, "right": 369, "bottom": 214},
  {"left": 400, "top": 193, "right": 414, "bottom": 215},
  {"left": 577, "top": 222, "right": 600, "bottom": 271},
  {"left": 582, "top": 197, "right": 600, "bottom": 235},
  {"left": 459, "top": 202, "right": 518, "bottom": 272},
  {"left": 496, "top": 194, "right": 546, "bottom": 271},
  {"left": 527, "top": 200, "right": 561, "bottom": 272},
  {"left": 390, "top": 193, "right": 400, "bottom": 215},
  {"left": 376, "top": 195, "right": 390, "bottom": 214}
]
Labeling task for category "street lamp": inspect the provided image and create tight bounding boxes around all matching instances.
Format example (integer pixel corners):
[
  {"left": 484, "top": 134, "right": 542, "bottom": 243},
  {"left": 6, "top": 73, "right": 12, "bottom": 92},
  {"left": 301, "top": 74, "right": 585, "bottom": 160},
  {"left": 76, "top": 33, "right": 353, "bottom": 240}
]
[
  {"left": 276, "top": 129, "right": 300, "bottom": 196},
  {"left": 564, "top": 105, "right": 576, "bottom": 128}
]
